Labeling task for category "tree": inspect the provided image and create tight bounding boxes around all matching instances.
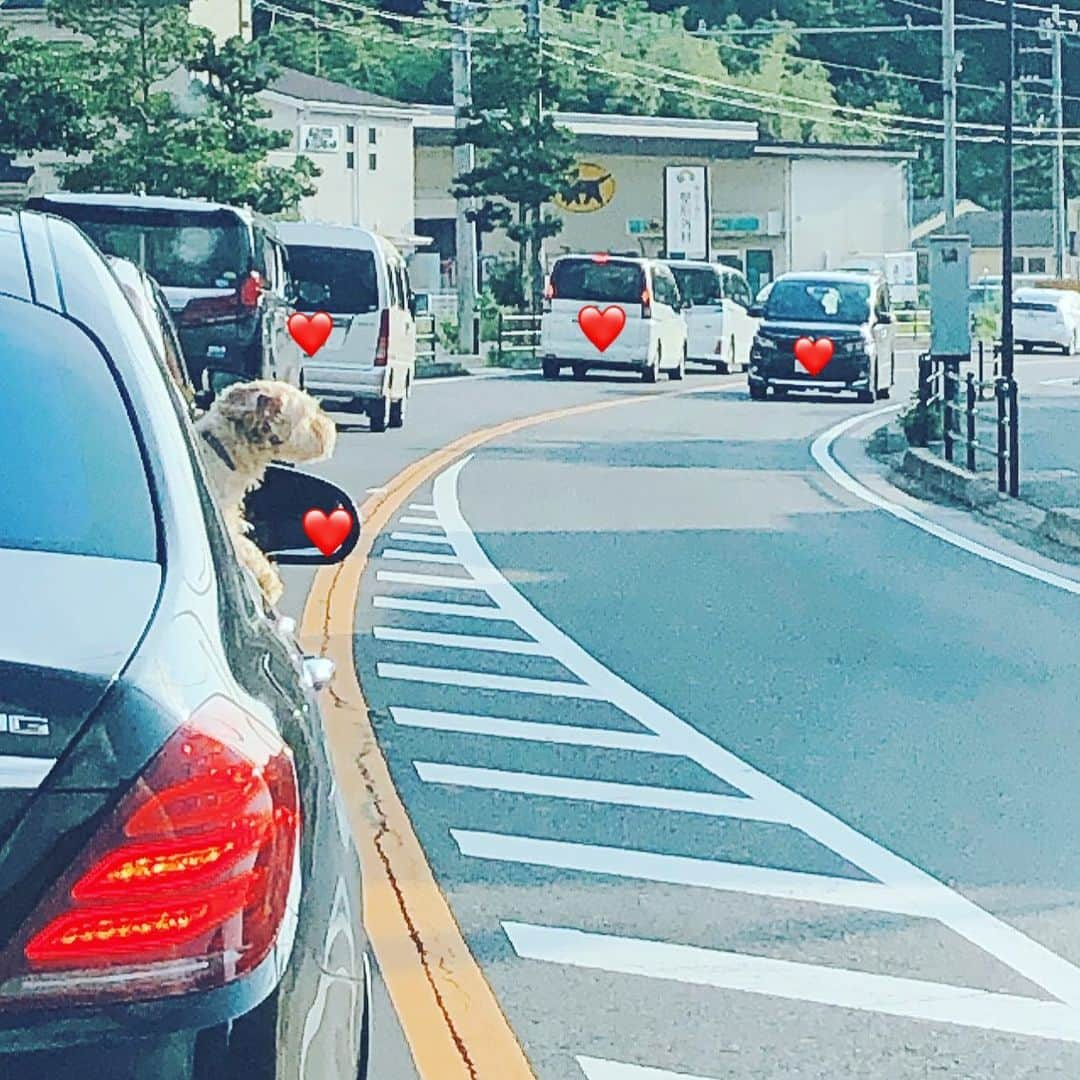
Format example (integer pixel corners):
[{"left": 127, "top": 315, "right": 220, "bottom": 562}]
[
  {"left": 0, "top": 27, "right": 94, "bottom": 160},
  {"left": 453, "top": 30, "right": 577, "bottom": 310},
  {"left": 47, "top": 0, "right": 318, "bottom": 214}
]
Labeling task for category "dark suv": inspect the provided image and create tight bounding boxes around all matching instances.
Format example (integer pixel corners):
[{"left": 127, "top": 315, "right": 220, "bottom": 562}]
[
  {"left": 25, "top": 193, "right": 302, "bottom": 398},
  {"left": 747, "top": 270, "right": 895, "bottom": 403}
]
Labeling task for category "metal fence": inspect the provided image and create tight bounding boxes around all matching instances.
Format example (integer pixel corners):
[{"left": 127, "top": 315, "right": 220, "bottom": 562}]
[
  {"left": 914, "top": 344, "right": 1019, "bottom": 495},
  {"left": 495, "top": 311, "right": 541, "bottom": 363},
  {"left": 415, "top": 313, "right": 437, "bottom": 366}
]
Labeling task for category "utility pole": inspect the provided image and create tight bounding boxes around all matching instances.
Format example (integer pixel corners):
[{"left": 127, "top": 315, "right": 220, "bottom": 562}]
[
  {"left": 1052, "top": 10, "right": 1066, "bottom": 278},
  {"left": 526, "top": 0, "right": 543, "bottom": 312},
  {"left": 943, "top": 0, "right": 957, "bottom": 229},
  {"left": 1003, "top": 0, "right": 1020, "bottom": 497},
  {"left": 452, "top": 0, "right": 478, "bottom": 355}
]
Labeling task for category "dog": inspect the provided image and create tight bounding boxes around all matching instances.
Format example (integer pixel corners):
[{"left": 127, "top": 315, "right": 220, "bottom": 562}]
[{"left": 195, "top": 380, "right": 337, "bottom": 608}]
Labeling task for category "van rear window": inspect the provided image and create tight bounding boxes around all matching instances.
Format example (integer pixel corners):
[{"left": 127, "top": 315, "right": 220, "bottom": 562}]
[
  {"left": 287, "top": 245, "right": 380, "bottom": 314},
  {"left": 670, "top": 266, "right": 723, "bottom": 305},
  {"left": 551, "top": 259, "right": 645, "bottom": 303}
]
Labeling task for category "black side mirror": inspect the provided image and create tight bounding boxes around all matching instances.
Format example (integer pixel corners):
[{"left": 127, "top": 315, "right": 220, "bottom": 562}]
[
  {"left": 408, "top": 292, "right": 418, "bottom": 317},
  {"left": 747, "top": 305, "right": 764, "bottom": 319},
  {"left": 245, "top": 464, "right": 361, "bottom": 565}
]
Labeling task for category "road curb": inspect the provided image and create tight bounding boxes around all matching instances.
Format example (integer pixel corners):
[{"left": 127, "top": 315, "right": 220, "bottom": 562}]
[{"left": 899, "top": 447, "right": 1000, "bottom": 509}]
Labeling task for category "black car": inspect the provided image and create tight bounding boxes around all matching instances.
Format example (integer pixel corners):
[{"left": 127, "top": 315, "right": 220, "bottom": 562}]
[
  {"left": 747, "top": 270, "right": 896, "bottom": 403},
  {"left": 0, "top": 210, "right": 370, "bottom": 1080},
  {"left": 24, "top": 194, "right": 302, "bottom": 399}
]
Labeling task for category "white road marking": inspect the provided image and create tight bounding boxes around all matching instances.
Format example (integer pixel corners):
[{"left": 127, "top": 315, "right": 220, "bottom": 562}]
[
  {"left": 812, "top": 407, "right": 1080, "bottom": 597},
  {"left": 389, "top": 531, "right": 456, "bottom": 545},
  {"left": 373, "top": 626, "right": 546, "bottom": 656},
  {"left": 366, "top": 486, "right": 388, "bottom": 494},
  {"left": 409, "top": 503, "right": 437, "bottom": 512},
  {"left": 428, "top": 456, "right": 1080, "bottom": 1016},
  {"left": 507, "top": 923, "right": 1080, "bottom": 1045},
  {"left": 576, "top": 1058, "right": 720, "bottom": 1080},
  {"left": 399, "top": 516, "right": 446, "bottom": 529},
  {"left": 1038, "top": 376, "right": 1080, "bottom": 386},
  {"left": 453, "top": 831, "right": 922, "bottom": 914},
  {"left": 381, "top": 549, "right": 463, "bottom": 565},
  {"left": 377, "top": 663, "right": 605, "bottom": 699},
  {"left": 390, "top": 707, "right": 674, "bottom": 755},
  {"left": 0, "top": 755, "right": 55, "bottom": 789},
  {"left": 375, "top": 571, "right": 487, "bottom": 591},
  {"left": 419, "top": 763, "right": 784, "bottom": 821},
  {"left": 372, "top": 596, "right": 512, "bottom": 620}
]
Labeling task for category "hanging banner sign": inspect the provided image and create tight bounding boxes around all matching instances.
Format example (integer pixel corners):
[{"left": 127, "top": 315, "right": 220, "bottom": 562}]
[{"left": 664, "top": 165, "right": 709, "bottom": 260}]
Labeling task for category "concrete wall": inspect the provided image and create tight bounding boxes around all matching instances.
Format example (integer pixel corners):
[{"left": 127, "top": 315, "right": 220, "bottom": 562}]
[
  {"left": 263, "top": 98, "right": 415, "bottom": 240},
  {"left": 788, "top": 157, "right": 909, "bottom": 272}
]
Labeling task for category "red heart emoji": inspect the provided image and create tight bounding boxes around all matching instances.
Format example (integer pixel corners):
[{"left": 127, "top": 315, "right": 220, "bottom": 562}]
[
  {"left": 303, "top": 507, "right": 353, "bottom": 556},
  {"left": 288, "top": 311, "right": 333, "bottom": 358},
  {"left": 578, "top": 305, "right": 626, "bottom": 352},
  {"left": 793, "top": 336, "right": 835, "bottom": 376}
]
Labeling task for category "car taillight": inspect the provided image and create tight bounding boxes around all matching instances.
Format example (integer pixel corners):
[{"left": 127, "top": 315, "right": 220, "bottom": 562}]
[
  {"left": 238, "top": 271, "right": 264, "bottom": 308},
  {"left": 641, "top": 289, "right": 652, "bottom": 319},
  {"left": 0, "top": 696, "right": 299, "bottom": 1008},
  {"left": 374, "top": 308, "right": 390, "bottom": 366}
]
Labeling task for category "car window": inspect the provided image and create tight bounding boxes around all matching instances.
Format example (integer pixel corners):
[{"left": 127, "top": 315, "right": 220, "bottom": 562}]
[
  {"left": 0, "top": 295, "right": 157, "bottom": 562},
  {"left": 729, "top": 274, "right": 752, "bottom": 307},
  {"left": 765, "top": 280, "right": 871, "bottom": 324},
  {"left": 389, "top": 263, "right": 403, "bottom": 309},
  {"left": 550, "top": 259, "right": 646, "bottom": 303},
  {"left": 670, "top": 266, "right": 723, "bottom": 306},
  {"left": 396, "top": 266, "right": 409, "bottom": 309},
  {"left": 652, "top": 266, "right": 679, "bottom": 308},
  {"left": 284, "top": 245, "right": 380, "bottom": 314}
]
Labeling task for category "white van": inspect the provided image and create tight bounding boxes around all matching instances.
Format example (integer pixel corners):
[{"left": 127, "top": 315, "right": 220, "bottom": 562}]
[
  {"left": 665, "top": 260, "right": 759, "bottom": 373},
  {"left": 276, "top": 222, "right": 416, "bottom": 432},
  {"left": 539, "top": 254, "right": 688, "bottom": 381},
  {"left": 1013, "top": 287, "right": 1080, "bottom": 355}
]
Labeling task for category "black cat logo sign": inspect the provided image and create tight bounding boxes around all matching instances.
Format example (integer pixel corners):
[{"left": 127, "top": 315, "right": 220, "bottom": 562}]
[{"left": 555, "top": 163, "right": 616, "bottom": 213}]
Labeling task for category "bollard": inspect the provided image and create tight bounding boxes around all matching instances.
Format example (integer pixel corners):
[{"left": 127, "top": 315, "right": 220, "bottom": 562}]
[
  {"left": 1008, "top": 377, "right": 1020, "bottom": 497},
  {"left": 996, "top": 379, "right": 1007, "bottom": 493},
  {"left": 966, "top": 372, "right": 976, "bottom": 472}
]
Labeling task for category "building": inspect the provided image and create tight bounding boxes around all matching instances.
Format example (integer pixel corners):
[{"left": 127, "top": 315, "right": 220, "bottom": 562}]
[
  {"left": 409, "top": 105, "right": 915, "bottom": 296},
  {"left": 0, "top": 0, "right": 251, "bottom": 42},
  {"left": 916, "top": 208, "right": 1072, "bottom": 280},
  {"left": 261, "top": 68, "right": 422, "bottom": 249}
]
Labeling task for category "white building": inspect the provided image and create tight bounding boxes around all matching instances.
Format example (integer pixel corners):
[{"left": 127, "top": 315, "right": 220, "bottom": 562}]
[{"left": 0, "top": 0, "right": 251, "bottom": 42}]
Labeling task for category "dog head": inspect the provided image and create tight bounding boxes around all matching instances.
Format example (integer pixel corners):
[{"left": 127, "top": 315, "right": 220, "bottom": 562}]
[{"left": 215, "top": 380, "right": 336, "bottom": 463}]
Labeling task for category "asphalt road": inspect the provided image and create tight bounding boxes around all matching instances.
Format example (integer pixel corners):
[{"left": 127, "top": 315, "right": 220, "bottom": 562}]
[{"left": 287, "top": 353, "right": 1080, "bottom": 1079}]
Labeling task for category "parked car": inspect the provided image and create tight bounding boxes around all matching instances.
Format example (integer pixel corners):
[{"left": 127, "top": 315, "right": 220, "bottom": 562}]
[
  {"left": 539, "top": 254, "right": 688, "bottom": 382},
  {"left": 276, "top": 221, "right": 416, "bottom": 432},
  {"left": 107, "top": 255, "right": 197, "bottom": 409},
  {"left": 1013, "top": 287, "right": 1080, "bottom": 355},
  {"left": 747, "top": 270, "right": 895, "bottom": 402},
  {"left": 0, "top": 209, "right": 371, "bottom": 1080},
  {"left": 24, "top": 193, "right": 302, "bottom": 397},
  {"left": 665, "top": 259, "right": 759, "bottom": 373}
]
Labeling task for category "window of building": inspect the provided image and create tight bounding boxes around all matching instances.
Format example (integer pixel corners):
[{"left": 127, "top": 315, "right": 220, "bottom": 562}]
[
  {"left": 346, "top": 151, "right": 355, "bottom": 170},
  {"left": 346, "top": 125, "right": 355, "bottom": 143},
  {"left": 368, "top": 153, "right": 378, "bottom": 171},
  {"left": 1011, "top": 256, "right": 1026, "bottom": 273},
  {"left": 368, "top": 127, "right": 378, "bottom": 145},
  {"left": 1028, "top": 256, "right": 1047, "bottom": 273}
]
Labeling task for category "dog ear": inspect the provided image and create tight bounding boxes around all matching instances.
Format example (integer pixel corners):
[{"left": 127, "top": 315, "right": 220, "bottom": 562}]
[
  {"left": 255, "top": 392, "right": 284, "bottom": 422},
  {"left": 216, "top": 383, "right": 265, "bottom": 421}
]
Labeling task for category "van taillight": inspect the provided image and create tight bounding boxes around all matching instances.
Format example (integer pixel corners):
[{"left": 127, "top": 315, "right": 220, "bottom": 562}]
[
  {"left": 374, "top": 309, "right": 390, "bottom": 366},
  {"left": 238, "top": 271, "right": 264, "bottom": 308},
  {"left": 641, "top": 288, "right": 652, "bottom": 319},
  {"left": 543, "top": 281, "right": 554, "bottom": 313},
  {"left": 0, "top": 697, "right": 299, "bottom": 1008}
]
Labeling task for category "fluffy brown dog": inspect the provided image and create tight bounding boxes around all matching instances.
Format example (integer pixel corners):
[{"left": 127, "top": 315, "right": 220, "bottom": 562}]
[{"left": 195, "top": 380, "right": 337, "bottom": 607}]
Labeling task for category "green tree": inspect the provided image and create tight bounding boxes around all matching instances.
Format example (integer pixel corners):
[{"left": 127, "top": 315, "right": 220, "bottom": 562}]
[
  {"left": 454, "top": 30, "right": 577, "bottom": 311},
  {"left": 47, "top": 0, "right": 318, "bottom": 213}
]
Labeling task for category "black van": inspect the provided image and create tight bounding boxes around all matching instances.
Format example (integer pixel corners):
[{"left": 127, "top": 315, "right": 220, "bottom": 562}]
[
  {"left": 25, "top": 193, "right": 302, "bottom": 397},
  {"left": 747, "top": 270, "right": 896, "bottom": 403}
]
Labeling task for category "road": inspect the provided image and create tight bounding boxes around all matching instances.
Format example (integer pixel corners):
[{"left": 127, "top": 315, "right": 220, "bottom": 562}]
[{"left": 287, "top": 352, "right": 1080, "bottom": 1079}]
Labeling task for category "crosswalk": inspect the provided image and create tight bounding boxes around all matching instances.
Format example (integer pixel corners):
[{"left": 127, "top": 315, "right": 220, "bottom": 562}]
[{"left": 362, "top": 461, "right": 1080, "bottom": 1076}]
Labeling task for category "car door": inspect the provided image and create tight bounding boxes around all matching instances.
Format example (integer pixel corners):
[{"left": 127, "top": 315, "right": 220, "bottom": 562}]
[
  {"left": 652, "top": 264, "right": 683, "bottom": 362},
  {"left": 727, "top": 271, "right": 756, "bottom": 370},
  {"left": 390, "top": 261, "right": 415, "bottom": 397},
  {"left": 399, "top": 262, "right": 418, "bottom": 385}
]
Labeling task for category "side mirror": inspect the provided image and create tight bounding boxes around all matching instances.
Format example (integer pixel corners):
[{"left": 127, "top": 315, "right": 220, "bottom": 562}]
[
  {"left": 244, "top": 464, "right": 361, "bottom": 565},
  {"left": 747, "top": 305, "right": 764, "bottom": 319},
  {"left": 408, "top": 292, "right": 418, "bottom": 317}
]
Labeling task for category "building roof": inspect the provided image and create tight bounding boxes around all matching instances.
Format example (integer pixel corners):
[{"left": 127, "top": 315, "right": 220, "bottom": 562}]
[
  {"left": 919, "top": 208, "right": 1055, "bottom": 248},
  {"left": 267, "top": 68, "right": 406, "bottom": 110},
  {"left": 754, "top": 142, "right": 918, "bottom": 162}
]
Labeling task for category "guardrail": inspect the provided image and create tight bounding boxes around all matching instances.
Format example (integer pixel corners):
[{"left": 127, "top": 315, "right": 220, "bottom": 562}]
[
  {"left": 495, "top": 311, "right": 541, "bottom": 363},
  {"left": 915, "top": 345, "right": 1019, "bottom": 495}
]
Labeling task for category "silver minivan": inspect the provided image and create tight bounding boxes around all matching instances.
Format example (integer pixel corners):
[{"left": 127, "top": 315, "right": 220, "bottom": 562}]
[{"left": 276, "top": 222, "right": 416, "bottom": 432}]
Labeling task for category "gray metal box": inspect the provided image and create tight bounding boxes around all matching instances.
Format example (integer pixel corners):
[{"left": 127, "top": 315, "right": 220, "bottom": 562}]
[{"left": 928, "top": 235, "right": 972, "bottom": 357}]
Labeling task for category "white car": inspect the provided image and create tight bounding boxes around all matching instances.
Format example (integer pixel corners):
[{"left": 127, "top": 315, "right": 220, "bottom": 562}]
[
  {"left": 1013, "top": 287, "right": 1080, "bottom": 355},
  {"left": 665, "top": 260, "right": 760, "bottom": 373},
  {"left": 276, "top": 221, "right": 416, "bottom": 432},
  {"left": 540, "top": 254, "right": 688, "bottom": 382}
]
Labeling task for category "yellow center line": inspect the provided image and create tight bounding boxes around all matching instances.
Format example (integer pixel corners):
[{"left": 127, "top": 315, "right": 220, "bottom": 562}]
[{"left": 299, "top": 381, "right": 729, "bottom": 1078}]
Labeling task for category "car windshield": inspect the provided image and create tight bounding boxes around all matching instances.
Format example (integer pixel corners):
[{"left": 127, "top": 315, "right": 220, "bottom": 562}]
[
  {"left": 670, "top": 266, "right": 723, "bottom": 305},
  {"left": 0, "top": 297, "right": 157, "bottom": 561},
  {"left": 286, "top": 245, "right": 380, "bottom": 314},
  {"left": 40, "top": 206, "right": 250, "bottom": 290},
  {"left": 551, "top": 259, "right": 645, "bottom": 303},
  {"left": 765, "top": 279, "right": 871, "bottom": 324}
]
